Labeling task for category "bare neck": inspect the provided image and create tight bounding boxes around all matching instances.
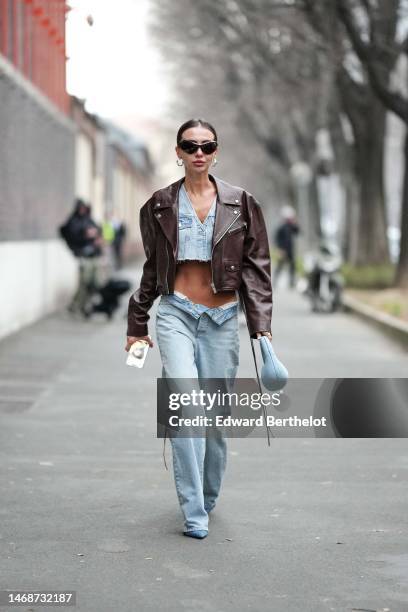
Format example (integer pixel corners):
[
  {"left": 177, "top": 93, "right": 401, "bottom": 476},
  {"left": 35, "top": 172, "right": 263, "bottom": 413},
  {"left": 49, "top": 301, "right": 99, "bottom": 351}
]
[{"left": 184, "top": 173, "right": 213, "bottom": 197}]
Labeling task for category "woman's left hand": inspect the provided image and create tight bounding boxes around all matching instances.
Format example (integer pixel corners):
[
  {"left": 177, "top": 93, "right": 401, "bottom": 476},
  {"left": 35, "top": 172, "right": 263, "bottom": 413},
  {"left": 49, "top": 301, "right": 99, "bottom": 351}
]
[{"left": 255, "top": 331, "right": 272, "bottom": 341}]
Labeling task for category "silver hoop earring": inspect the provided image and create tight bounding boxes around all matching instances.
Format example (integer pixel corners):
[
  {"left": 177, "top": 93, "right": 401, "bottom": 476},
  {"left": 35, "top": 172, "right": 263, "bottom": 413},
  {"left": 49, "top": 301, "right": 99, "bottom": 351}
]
[
  {"left": 212, "top": 157, "right": 218, "bottom": 166},
  {"left": 177, "top": 159, "right": 184, "bottom": 166}
]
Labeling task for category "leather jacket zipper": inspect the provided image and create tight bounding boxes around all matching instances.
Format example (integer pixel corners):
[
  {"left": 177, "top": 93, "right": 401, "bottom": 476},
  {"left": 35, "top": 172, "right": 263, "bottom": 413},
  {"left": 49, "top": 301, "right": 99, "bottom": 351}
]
[
  {"left": 163, "top": 186, "right": 179, "bottom": 294},
  {"left": 210, "top": 212, "right": 242, "bottom": 293},
  {"left": 165, "top": 238, "right": 170, "bottom": 293},
  {"left": 171, "top": 190, "right": 180, "bottom": 293}
]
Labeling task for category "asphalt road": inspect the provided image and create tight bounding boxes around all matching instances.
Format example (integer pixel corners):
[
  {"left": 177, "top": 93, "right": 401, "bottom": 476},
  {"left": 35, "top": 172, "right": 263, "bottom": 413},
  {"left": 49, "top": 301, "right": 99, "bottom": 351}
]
[{"left": 0, "top": 265, "right": 407, "bottom": 612}]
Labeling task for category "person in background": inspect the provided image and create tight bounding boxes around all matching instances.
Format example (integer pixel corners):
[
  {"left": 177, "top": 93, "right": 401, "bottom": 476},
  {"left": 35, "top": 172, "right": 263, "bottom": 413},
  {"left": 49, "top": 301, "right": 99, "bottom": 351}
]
[
  {"left": 102, "top": 211, "right": 127, "bottom": 269},
  {"left": 102, "top": 213, "right": 115, "bottom": 245},
  {"left": 102, "top": 212, "right": 116, "bottom": 268},
  {"left": 111, "top": 213, "right": 127, "bottom": 270},
  {"left": 60, "top": 199, "right": 103, "bottom": 315},
  {"left": 273, "top": 206, "right": 300, "bottom": 289}
]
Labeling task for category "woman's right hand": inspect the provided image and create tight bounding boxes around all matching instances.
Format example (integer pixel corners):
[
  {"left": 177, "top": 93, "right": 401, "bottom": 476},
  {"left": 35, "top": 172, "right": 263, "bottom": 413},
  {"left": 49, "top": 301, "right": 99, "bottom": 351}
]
[{"left": 125, "top": 335, "right": 154, "bottom": 352}]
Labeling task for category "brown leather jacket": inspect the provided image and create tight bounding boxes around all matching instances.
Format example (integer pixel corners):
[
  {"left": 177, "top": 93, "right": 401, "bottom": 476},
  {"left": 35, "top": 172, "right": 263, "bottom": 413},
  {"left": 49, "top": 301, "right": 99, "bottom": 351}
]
[{"left": 127, "top": 174, "right": 273, "bottom": 338}]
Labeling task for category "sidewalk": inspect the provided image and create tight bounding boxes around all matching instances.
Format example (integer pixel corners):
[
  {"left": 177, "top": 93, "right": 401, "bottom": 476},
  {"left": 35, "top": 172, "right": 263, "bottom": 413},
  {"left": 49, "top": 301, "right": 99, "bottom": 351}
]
[
  {"left": 0, "top": 265, "right": 407, "bottom": 611},
  {"left": 343, "top": 288, "right": 408, "bottom": 349}
]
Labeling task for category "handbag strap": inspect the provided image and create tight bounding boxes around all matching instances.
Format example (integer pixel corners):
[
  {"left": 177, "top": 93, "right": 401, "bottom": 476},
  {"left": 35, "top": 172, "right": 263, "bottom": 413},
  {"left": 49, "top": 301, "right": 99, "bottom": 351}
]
[
  {"left": 249, "top": 335, "right": 274, "bottom": 446},
  {"left": 239, "top": 293, "right": 274, "bottom": 446},
  {"left": 163, "top": 425, "right": 169, "bottom": 471}
]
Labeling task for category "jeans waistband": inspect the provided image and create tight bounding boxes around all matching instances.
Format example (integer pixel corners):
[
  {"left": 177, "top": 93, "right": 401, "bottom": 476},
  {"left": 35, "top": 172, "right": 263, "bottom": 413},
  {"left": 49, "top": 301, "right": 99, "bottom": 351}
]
[{"left": 173, "top": 290, "right": 238, "bottom": 310}]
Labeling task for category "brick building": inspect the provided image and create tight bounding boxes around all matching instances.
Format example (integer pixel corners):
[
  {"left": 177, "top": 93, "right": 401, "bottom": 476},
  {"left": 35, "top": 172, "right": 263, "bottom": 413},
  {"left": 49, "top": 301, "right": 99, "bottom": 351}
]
[
  {"left": 0, "top": 0, "right": 69, "bottom": 113},
  {"left": 0, "top": 1, "right": 155, "bottom": 340},
  {"left": 0, "top": 0, "right": 76, "bottom": 339}
]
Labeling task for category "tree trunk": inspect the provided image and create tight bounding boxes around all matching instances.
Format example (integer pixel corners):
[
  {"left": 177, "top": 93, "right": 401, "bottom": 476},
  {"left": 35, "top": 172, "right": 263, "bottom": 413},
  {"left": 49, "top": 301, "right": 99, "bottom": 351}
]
[
  {"left": 309, "top": 173, "right": 323, "bottom": 242},
  {"left": 327, "top": 96, "right": 360, "bottom": 261},
  {"left": 395, "top": 132, "right": 408, "bottom": 287},
  {"left": 342, "top": 172, "right": 360, "bottom": 262},
  {"left": 353, "top": 100, "right": 390, "bottom": 265}
]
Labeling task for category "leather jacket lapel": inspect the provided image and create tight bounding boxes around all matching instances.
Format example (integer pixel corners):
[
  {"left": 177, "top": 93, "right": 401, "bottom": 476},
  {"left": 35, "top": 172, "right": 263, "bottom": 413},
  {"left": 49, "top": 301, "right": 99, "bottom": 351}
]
[
  {"left": 153, "top": 174, "right": 241, "bottom": 256},
  {"left": 152, "top": 179, "right": 181, "bottom": 258},
  {"left": 211, "top": 175, "right": 242, "bottom": 247}
]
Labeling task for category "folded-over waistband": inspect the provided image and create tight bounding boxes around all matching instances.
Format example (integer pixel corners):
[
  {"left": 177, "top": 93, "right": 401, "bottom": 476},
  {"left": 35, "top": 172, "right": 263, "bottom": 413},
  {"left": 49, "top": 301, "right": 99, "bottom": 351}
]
[{"left": 173, "top": 290, "right": 238, "bottom": 309}]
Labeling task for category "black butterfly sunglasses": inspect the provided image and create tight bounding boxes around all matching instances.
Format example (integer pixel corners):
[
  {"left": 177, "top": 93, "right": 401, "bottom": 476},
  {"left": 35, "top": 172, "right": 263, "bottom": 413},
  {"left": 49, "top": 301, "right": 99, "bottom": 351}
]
[{"left": 178, "top": 140, "right": 218, "bottom": 155}]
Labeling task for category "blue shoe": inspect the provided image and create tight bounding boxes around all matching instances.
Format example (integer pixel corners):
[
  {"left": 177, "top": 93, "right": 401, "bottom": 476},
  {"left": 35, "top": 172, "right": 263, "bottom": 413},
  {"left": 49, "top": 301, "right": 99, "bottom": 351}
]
[{"left": 183, "top": 530, "right": 208, "bottom": 539}]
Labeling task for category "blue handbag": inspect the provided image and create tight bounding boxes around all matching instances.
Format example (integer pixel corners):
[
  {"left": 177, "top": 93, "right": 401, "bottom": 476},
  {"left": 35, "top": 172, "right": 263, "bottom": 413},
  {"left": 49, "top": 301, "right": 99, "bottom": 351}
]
[
  {"left": 238, "top": 291, "right": 289, "bottom": 445},
  {"left": 247, "top": 334, "right": 289, "bottom": 446},
  {"left": 258, "top": 335, "right": 289, "bottom": 392}
]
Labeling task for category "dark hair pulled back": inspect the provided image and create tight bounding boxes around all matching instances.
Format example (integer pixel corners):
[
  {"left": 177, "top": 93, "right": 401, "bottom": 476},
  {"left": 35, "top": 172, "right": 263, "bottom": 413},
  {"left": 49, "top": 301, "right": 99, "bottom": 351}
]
[{"left": 176, "top": 119, "right": 218, "bottom": 144}]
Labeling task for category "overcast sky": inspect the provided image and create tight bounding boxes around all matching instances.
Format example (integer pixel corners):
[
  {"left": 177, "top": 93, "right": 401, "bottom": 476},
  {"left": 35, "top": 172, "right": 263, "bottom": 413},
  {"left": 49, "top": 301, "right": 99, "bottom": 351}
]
[{"left": 66, "top": 0, "right": 169, "bottom": 120}]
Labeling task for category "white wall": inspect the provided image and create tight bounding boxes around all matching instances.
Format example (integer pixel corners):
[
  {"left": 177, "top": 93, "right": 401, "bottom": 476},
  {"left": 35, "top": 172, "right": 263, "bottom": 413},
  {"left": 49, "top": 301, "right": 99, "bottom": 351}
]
[
  {"left": 74, "top": 130, "right": 107, "bottom": 225},
  {"left": 0, "top": 240, "right": 78, "bottom": 340},
  {"left": 75, "top": 132, "right": 94, "bottom": 203},
  {"left": 112, "top": 164, "right": 144, "bottom": 242}
]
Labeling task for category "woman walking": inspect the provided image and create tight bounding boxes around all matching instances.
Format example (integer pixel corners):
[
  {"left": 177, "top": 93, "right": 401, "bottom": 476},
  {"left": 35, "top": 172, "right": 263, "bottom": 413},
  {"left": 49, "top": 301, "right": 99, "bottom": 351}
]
[{"left": 125, "top": 119, "right": 273, "bottom": 539}]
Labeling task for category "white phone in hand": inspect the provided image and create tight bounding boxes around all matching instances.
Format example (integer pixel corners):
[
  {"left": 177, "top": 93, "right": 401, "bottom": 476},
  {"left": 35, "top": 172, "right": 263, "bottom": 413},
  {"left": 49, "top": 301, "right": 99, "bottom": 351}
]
[{"left": 126, "top": 340, "right": 149, "bottom": 368}]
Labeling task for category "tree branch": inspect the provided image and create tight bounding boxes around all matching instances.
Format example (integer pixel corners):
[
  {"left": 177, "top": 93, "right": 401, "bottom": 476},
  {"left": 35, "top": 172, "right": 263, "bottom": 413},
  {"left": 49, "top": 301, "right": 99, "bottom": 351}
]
[{"left": 336, "top": 0, "right": 408, "bottom": 122}]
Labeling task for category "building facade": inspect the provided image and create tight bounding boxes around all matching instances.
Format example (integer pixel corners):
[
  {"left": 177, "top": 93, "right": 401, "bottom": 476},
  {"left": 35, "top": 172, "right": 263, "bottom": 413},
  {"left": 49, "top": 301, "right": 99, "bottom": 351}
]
[
  {"left": 0, "top": 1, "right": 154, "bottom": 340},
  {"left": 101, "top": 120, "right": 154, "bottom": 259},
  {"left": 0, "top": 0, "right": 77, "bottom": 340},
  {"left": 0, "top": 0, "right": 69, "bottom": 113},
  {"left": 71, "top": 99, "right": 155, "bottom": 258}
]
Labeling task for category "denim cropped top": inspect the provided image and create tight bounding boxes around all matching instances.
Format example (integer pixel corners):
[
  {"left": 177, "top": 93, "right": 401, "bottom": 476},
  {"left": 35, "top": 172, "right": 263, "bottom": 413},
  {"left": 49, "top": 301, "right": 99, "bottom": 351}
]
[
  {"left": 177, "top": 182, "right": 216, "bottom": 262},
  {"left": 164, "top": 182, "right": 238, "bottom": 321}
]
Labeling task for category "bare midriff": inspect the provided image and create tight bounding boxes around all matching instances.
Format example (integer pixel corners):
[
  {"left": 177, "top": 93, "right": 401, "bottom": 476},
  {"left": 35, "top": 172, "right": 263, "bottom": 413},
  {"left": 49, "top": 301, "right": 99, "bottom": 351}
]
[{"left": 174, "top": 260, "right": 237, "bottom": 308}]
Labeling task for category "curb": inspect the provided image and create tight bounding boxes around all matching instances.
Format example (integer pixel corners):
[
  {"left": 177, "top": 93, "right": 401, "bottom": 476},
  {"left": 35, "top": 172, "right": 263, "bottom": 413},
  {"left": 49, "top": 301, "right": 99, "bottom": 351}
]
[{"left": 342, "top": 293, "right": 408, "bottom": 350}]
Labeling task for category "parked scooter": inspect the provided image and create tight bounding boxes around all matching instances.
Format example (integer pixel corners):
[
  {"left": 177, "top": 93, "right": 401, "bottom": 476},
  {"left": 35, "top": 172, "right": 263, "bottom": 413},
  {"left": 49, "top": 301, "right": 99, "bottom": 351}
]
[{"left": 303, "top": 240, "right": 344, "bottom": 313}]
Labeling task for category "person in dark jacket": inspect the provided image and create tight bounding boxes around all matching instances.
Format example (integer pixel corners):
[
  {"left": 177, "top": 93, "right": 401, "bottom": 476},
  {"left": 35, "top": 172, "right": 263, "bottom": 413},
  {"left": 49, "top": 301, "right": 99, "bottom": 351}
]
[
  {"left": 60, "top": 199, "right": 103, "bottom": 314},
  {"left": 60, "top": 199, "right": 102, "bottom": 258},
  {"left": 125, "top": 118, "right": 273, "bottom": 540},
  {"left": 273, "top": 206, "right": 300, "bottom": 289}
]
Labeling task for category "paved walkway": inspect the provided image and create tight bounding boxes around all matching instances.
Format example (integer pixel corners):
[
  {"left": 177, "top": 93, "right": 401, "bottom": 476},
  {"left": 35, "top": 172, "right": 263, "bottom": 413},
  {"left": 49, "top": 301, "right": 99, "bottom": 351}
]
[{"left": 0, "top": 264, "right": 407, "bottom": 612}]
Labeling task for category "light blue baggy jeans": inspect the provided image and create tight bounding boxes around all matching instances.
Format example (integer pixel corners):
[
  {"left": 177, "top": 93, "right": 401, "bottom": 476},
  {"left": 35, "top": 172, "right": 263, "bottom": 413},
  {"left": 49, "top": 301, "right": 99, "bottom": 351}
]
[{"left": 155, "top": 292, "right": 240, "bottom": 533}]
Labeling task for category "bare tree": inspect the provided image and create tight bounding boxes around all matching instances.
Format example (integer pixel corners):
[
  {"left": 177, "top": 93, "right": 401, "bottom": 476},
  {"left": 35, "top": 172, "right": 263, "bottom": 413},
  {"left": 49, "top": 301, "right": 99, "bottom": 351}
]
[
  {"left": 300, "top": 0, "right": 398, "bottom": 269},
  {"left": 149, "top": 0, "right": 332, "bottom": 242},
  {"left": 335, "top": 0, "right": 408, "bottom": 285}
]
